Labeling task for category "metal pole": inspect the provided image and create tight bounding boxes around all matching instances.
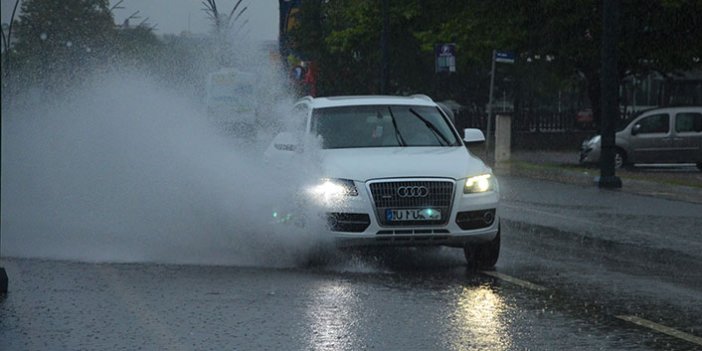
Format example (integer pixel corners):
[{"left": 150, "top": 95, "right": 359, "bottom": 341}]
[
  {"left": 597, "top": 0, "right": 622, "bottom": 188},
  {"left": 380, "top": 0, "right": 389, "bottom": 94},
  {"left": 485, "top": 50, "right": 496, "bottom": 162},
  {"left": 0, "top": 0, "right": 19, "bottom": 296}
]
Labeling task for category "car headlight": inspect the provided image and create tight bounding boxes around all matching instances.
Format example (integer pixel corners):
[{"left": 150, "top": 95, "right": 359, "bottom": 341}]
[
  {"left": 589, "top": 135, "right": 601, "bottom": 146},
  {"left": 464, "top": 174, "right": 494, "bottom": 193},
  {"left": 307, "top": 178, "right": 358, "bottom": 199}
]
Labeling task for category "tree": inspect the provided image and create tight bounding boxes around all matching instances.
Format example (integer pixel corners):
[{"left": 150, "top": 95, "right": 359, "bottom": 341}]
[
  {"left": 202, "top": 0, "right": 248, "bottom": 67},
  {"left": 114, "top": 25, "right": 163, "bottom": 67},
  {"left": 291, "top": 0, "right": 431, "bottom": 96},
  {"left": 289, "top": 0, "right": 701, "bottom": 123},
  {"left": 13, "top": 0, "right": 116, "bottom": 87},
  {"left": 485, "top": 0, "right": 702, "bottom": 127}
]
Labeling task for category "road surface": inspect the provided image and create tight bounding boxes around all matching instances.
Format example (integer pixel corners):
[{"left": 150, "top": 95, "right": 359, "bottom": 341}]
[{"left": 2, "top": 176, "right": 701, "bottom": 350}]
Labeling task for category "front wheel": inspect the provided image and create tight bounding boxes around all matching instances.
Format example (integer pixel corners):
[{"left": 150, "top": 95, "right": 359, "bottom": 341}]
[
  {"left": 697, "top": 163, "right": 702, "bottom": 172},
  {"left": 614, "top": 149, "right": 626, "bottom": 169},
  {"left": 464, "top": 225, "right": 501, "bottom": 269}
]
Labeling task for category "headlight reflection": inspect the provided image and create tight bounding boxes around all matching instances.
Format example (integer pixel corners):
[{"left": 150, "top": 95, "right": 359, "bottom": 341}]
[
  {"left": 450, "top": 285, "right": 512, "bottom": 351},
  {"left": 306, "top": 282, "right": 359, "bottom": 351}
]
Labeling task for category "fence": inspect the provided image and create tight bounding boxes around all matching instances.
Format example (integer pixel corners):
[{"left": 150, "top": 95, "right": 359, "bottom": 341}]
[
  {"left": 452, "top": 108, "right": 635, "bottom": 150},
  {"left": 454, "top": 109, "right": 595, "bottom": 133}
]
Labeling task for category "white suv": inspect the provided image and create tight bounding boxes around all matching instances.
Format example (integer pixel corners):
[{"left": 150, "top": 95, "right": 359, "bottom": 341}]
[{"left": 266, "top": 95, "right": 500, "bottom": 267}]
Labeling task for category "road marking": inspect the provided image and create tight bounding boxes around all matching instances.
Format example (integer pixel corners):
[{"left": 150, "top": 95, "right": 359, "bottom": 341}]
[
  {"left": 480, "top": 270, "right": 548, "bottom": 291},
  {"left": 616, "top": 315, "right": 702, "bottom": 347}
]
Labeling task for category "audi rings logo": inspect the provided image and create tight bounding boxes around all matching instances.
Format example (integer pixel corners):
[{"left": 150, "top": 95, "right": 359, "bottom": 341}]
[{"left": 396, "top": 186, "right": 429, "bottom": 198}]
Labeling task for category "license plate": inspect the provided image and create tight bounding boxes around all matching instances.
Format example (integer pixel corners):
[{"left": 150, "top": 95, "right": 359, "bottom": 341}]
[{"left": 386, "top": 208, "right": 442, "bottom": 221}]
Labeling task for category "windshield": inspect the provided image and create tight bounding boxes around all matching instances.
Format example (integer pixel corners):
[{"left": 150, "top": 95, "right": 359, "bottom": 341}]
[{"left": 310, "top": 105, "right": 460, "bottom": 149}]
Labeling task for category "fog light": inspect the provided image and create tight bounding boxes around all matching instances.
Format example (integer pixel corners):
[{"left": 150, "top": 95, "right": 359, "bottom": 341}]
[{"left": 482, "top": 211, "right": 495, "bottom": 225}]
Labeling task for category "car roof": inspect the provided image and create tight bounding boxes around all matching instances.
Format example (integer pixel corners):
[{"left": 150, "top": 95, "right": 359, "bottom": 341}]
[
  {"left": 638, "top": 106, "right": 702, "bottom": 115},
  {"left": 300, "top": 95, "right": 439, "bottom": 109}
]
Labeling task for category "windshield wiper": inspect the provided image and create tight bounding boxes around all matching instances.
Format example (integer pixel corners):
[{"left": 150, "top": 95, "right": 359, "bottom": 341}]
[
  {"left": 408, "top": 108, "right": 451, "bottom": 146},
  {"left": 387, "top": 107, "right": 407, "bottom": 146}
]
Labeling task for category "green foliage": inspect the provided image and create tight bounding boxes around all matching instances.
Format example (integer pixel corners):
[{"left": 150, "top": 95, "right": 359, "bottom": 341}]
[
  {"left": 114, "top": 26, "right": 164, "bottom": 68},
  {"left": 289, "top": 0, "right": 701, "bottom": 116},
  {"left": 7, "top": 0, "right": 185, "bottom": 92},
  {"left": 13, "top": 0, "right": 115, "bottom": 87}
]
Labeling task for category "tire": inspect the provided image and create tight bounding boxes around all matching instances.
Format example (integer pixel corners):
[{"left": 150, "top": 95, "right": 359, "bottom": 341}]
[
  {"left": 464, "top": 225, "right": 501, "bottom": 269},
  {"left": 614, "top": 149, "right": 626, "bottom": 169},
  {"left": 697, "top": 163, "right": 702, "bottom": 172}
]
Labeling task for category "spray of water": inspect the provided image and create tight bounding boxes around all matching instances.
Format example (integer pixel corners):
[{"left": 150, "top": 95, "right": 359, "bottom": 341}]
[{"left": 0, "top": 60, "right": 334, "bottom": 267}]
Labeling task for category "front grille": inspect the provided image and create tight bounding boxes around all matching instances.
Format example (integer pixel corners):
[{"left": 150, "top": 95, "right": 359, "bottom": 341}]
[{"left": 368, "top": 179, "right": 455, "bottom": 226}]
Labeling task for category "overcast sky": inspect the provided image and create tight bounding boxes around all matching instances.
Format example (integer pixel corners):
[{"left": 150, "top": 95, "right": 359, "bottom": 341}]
[{"left": 2, "top": 0, "right": 278, "bottom": 41}]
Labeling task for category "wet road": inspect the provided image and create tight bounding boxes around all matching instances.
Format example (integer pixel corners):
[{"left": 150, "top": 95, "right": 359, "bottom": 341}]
[{"left": 2, "top": 177, "right": 702, "bottom": 350}]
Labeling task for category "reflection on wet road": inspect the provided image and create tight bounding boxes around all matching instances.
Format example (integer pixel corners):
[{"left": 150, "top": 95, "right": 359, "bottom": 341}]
[
  {"left": 307, "top": 281, "right": 360, "bottom": 350},
  {"left": 451, "top": 285, "right": 511, "bottom": 350},
  {"left": 3, "top": 176, "right": 702, "bottom": 350},
  {"left": 3, "top": 238, "right": 700, "bottom": 351}
]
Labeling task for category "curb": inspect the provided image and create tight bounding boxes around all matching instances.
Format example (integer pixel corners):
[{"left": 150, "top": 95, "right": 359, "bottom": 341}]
[
  {"left": 501, "top": 219, "right": 702, "bottom": 279},
  {"left": 496, "top": 161, "right": 702, "bottom": 205}
]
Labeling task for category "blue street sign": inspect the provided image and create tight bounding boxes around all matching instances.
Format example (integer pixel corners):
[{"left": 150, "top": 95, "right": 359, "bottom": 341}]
[
  {"left": 435, "top": 43, "right": 456, "bottom": 73},
  {"left": 495, "top": 51, "right": 515, "bottom": 64}
]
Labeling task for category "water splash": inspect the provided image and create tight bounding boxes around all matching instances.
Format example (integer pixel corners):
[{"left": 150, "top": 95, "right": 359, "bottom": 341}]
[{"left": 1, "top": 68, "right": 329, "bottom": 267}]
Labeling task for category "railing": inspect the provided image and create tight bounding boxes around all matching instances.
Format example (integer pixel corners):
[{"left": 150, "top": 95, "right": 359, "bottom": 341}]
[{"left": 454, "top": 109, "right": 601, "bottom": 133}]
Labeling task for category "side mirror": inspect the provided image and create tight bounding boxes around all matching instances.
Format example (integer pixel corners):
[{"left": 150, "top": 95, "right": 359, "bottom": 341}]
[
  {"left": 273, "top": 132, "right": 299, "bottom": 151},
  {"left": 631, "top": 124, "right": 641, "bottom": 136},
  {"left": 265, "top": 132, "right": 300, "bottom": 159},
  {"left": 463, "top": 128, "right": 486, "bottom": 144}
]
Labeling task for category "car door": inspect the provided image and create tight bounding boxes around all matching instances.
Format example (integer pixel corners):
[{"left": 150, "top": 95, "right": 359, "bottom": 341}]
[
  {"left": 672, "top": 111, "right": 702, "bottom": 163},
  {"left": 628, "top": 112, "right": 675, "bottom": 164}
]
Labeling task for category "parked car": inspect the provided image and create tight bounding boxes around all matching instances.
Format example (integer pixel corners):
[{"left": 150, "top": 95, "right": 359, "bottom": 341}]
[
  {"left": 580, "top": 106, "right": 702, "bottom": 170},
  {"left": 265, "top": 95, "right": 501, "bottom": 267},
  {"left": 575, "top": 108, "right": 594, "bottom": 129}
]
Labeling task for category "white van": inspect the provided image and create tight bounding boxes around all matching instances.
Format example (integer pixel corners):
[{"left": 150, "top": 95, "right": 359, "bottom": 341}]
[{"left": 205, "top": 68, "right": 258, "bottom": 135}]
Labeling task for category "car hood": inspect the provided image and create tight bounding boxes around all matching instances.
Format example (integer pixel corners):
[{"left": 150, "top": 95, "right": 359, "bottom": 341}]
[{"left": 319, "top": 147, "right": 490, "bottom": 182}]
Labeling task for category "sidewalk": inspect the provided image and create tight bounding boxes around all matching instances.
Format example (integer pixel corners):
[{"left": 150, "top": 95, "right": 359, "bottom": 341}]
[
  {"left": 493, "top": 149, "right": 702, "bottom": 273},
  {"left": 499, "top": 150, "right": 702, "bottom": 204},
  {"left": 498, "top": 175, "right": 702, "bottom": 278}
]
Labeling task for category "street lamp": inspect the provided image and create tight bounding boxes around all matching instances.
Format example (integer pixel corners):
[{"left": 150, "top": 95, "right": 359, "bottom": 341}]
[
  {"left": 0, "top": 0, "right": 20, "bottom": 296},
  {"left": 380, "top": 0, "right": 389, "bottom": 94},
  {"left": 597, "top": 0, "right": 622, "bottom": 188}
]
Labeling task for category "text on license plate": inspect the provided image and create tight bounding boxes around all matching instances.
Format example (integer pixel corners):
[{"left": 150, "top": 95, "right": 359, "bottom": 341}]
[{"left": 386, "top": 208, "right": 441, "bottom": 221}]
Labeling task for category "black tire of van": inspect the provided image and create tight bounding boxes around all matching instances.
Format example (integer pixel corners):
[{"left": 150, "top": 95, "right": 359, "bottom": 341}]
[
  {"left": 697, "top": 162, "right": 702, "bottom": 172},
  {"left": 614, "top": 148, "right": 628, "bottom": 169}
]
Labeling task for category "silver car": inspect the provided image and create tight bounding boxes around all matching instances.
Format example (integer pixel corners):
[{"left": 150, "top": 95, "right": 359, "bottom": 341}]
[{"left": 580, "top": 106, "right": 702, "bottom": 170}]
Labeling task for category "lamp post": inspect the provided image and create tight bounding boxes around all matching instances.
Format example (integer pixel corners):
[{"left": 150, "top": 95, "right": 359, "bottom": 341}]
[
  {"left": 0, "top": 0, "right": 20, "bottom": 296},
  {"left": 380, "top": 0, "right": 389, "bottom": 94},
  {"left": 597, "top": 0, "right": 622, "bottom": 188},
  {"left": 485, "top": 50, "right": 496, "bottom": 162}
]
